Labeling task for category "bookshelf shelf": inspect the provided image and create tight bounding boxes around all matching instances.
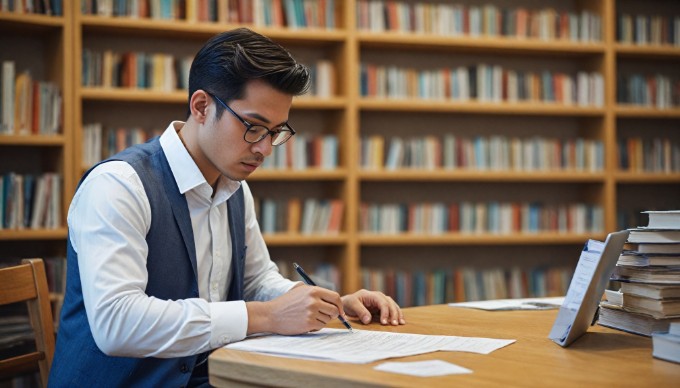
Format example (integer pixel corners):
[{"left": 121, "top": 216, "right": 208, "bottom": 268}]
[
  {"left": 0, "top": 228, "right": 68, "bottom": 241},
  {"left": 615, "top": 172, "right": 680, "bottom": 184},
  {"left": 0, "top": 11, "right": 64, "bottom": 29},
  {"left": 615, "top": 106, "right": 680, "bottom": 118},
  {"left": 614, "top": 43, "right": 680, "bottom": 59},
  {"left": 359, "top": 170, "right": 606, "bottom": 183},
  {"left": 81, "top": 88, "right": 186, "bottom": 103},
  {"left": 264, "top": 233, "right": 348, "bottom": 246},
  {"left": 358, "top": 232, "right": 606, "bottom": 246},
  {"left": 293, "top": 98, "right": 347, "bottom": 109},
  {"left": 0, "top": 135, "right": 65, "bottom": 146},
  {"left": 358, "top": 32, "right": 606, "bottom": 56},
  {"left": 80, "top": 88, "right": 347, "bottom": 109},
  {"left": 359, "top": 99, "right": 606, "bottom": 116},
  {"left": 251, "top": 169, "right": 349, "bottom": 181}
]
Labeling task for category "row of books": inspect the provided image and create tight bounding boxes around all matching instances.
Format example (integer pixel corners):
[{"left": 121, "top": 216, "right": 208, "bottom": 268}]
[
  {"left": 225, "top": 0, "right": 337, "bottom": 29},
  {"left": 81, "top": 50, "right": 336, "bottom": 98},
  {"left": 598, "top": 210, "right": 680, "bottom": 339},
  {"left": 360, "top": 135, "right": 604, "bottom": 172},
  {"left": 360, "top": 265, "right": 572, "bottom": 307},
  {"left": 81, "top": 49, "right": 192, "bottom": 91},
  {"left": 360, "top": 64, "right": 605, "bottom": 107},
  {"left": 1, "top": 61, "right": 62, "bottom": 136},
  {"left": 81, "top": 123, "right": 163, "bottom": 168},
  {"left": 357, "top": 1, "right": 602, "bottom": 42},
  {"left": 82, "top": 122, "right": 340, "bottom": 170},
  {"left": 618, "top": 137, "right": 680, "bottom": 173},
  {"left": 0, "top": 172, "right": 62, "bottom": 230},
  {"left": 80, "top": 0, "right": 184, "bottom": 20},
  {"left": 359, "top": 202, "right": 603, "bottom": 235},
  {"left": 0, "top": 0, "right": 63, "bottom": 15},
  {"left": 81, "top": 0, "right": 338, "bottom": 29},
  {"left": 616, "top": 74, "right": 680, "bottom": 109},
  {"left": 261, "top": 134, "right": 339, "bottom": 170},
  {"left": 254, "top": 197, "right": 343, "bottom": 234},
  {"left": 274, "top": 259, "right": 571, "bottom": 307},
  {"left": 617, "top": 14, "right": 680, "bottom": 46}
]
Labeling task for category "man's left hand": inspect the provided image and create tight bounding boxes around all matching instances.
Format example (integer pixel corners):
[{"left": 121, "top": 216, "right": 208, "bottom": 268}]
[{"left": 341, "top": 289, "right": 406, "bottom": 326}]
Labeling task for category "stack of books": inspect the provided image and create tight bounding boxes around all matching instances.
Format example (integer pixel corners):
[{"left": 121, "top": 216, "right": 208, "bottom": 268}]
[
  {"left": 653, "top": 322, "right": 680, "bottom": 364},
  {"left": 598, "top": 210, "right": 680, "bottom": 336}
]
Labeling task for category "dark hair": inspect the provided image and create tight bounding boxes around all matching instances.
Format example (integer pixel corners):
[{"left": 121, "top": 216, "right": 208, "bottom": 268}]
[{"left": 188, "top": 28, "right": 310, "bottom": 118}]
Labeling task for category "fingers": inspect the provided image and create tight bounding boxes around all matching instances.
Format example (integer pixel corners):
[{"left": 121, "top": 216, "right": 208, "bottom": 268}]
[
  {"left": 342, "top": 290, "right": 406, "bottom": 326},
  {"left": 318, "top": 290, "right": 345, "bottom": 319},
  {"left": 344, "top": 297, "right": 373, "bottom": 324},
  {"left": 377, "top": 294, "right": 401, "bottom": 326},
  {"left": 307, "top": 286, "right": 344, "bottom": 326}
]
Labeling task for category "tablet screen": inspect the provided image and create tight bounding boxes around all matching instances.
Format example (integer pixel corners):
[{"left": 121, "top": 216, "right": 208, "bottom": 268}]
[{"left": 548, "top": 230, "right": 629, "bottom": 347}]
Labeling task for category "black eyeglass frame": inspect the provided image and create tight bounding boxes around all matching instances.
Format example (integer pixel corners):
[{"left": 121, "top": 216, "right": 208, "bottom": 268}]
[{"left": 206, "top": 91, "right": 296, "bottom": 146}]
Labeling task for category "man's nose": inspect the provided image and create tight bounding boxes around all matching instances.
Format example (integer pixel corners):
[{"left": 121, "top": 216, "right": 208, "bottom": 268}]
[{"left": 251, "top": 138, "right": 273, "bottom": 157}]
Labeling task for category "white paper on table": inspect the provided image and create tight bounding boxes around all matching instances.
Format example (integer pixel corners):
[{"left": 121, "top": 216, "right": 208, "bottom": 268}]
[
  {"left": 225, "top": 328, "right": 515, "bottom": 364},
  {"left": 448, "top": 296, "right": 565, "bottom": 311},
  {"left": 374, "top": 360, "right": 472, "bottom": 377}
]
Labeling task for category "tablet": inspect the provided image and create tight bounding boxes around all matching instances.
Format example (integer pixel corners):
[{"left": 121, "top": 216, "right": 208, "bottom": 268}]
[{"left": 548, "top": 230, "right": 630, "bottom": 347}]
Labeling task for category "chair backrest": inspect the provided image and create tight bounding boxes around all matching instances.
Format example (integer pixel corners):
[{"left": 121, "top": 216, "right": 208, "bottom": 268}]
[{"left": 0, "top": 258, "right": 56, "bottom": 386}]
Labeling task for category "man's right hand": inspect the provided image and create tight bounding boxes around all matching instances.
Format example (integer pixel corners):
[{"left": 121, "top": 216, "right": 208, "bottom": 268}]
[{"left": 246, "top": 284, "right": 347, "bottom": 335}]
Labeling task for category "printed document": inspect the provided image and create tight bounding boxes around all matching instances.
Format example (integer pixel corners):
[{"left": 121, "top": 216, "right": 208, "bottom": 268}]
[
  {"left": 449, "top": 296, "right": 565, "bottom": 311},
  {"left": 225, "top": 328, "right": 515, "bottom": 364}
]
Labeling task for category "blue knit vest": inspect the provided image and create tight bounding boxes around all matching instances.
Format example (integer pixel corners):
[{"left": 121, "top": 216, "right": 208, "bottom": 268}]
[{"left": 49, "top": 138, "right": 246, "bottom": 387}]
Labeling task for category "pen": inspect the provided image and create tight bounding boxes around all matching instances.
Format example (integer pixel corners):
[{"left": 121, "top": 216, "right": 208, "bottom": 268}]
[{"left": 293, "top": 262, "right": 353, "bottom": 332}]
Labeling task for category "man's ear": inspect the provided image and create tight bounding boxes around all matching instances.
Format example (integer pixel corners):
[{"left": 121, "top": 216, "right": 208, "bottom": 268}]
[{"left": 189, "top": 90, "right": 209, "bottom": 123}]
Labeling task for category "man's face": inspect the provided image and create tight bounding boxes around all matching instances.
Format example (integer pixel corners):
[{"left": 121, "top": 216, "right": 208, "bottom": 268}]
[{"left": 198, "top": 80, "right": 293, "bottom": 182}]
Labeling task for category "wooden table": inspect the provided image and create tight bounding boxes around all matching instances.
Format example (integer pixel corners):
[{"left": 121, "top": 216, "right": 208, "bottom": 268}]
[{"left": 209, "top": 304, "right": 680, "bottom": 387}]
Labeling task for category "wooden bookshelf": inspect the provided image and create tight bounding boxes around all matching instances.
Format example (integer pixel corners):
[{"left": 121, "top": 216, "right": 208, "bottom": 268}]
[
  {"left": 1, "top": 0, "right": 672, "bottom": 302},
  {"left": 0, "top": 4, "right": 74, "bottom": 362},
  {"left": 0, "top": 5, "right": 73, "bottom": 237},
  {"left": 613, "top": 0, "right": 680, "bottom": 229}
]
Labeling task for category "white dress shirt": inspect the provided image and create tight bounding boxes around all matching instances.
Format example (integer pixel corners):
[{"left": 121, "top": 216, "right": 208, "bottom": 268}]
[{"left": 68, "top": 121, "right": 296, "bottom": 358}]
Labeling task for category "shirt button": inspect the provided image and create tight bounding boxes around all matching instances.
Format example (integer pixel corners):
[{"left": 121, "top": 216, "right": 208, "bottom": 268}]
[
  {"left": 180, "top": 363, "right": 189, "bottom": 373},
  {"left": 221, "top": 335, "right": 230, "bottom": 343},
  {"left": 211, "top": 282, "right": 218, "bottom": 291}
]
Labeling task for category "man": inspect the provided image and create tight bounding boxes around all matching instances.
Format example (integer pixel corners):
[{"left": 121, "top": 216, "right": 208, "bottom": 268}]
[{"left": 49, "top": 28, "right": 404, "bottom": 387}]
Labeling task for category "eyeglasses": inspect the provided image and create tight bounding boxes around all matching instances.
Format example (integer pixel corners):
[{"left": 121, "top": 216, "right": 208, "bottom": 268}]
[{"left": 206, "top": 91, "right": 296, "bottom": 146}]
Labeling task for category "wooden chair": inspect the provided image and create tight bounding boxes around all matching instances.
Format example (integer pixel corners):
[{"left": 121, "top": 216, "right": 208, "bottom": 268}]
[{"left": 0, "top": 258, "right": 56, "bottom": 386}]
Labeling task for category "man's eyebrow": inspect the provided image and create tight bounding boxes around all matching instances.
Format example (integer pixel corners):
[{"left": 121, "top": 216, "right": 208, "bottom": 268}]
[{"left": 243, "top": 112, "right": 288, "bottom": 127}]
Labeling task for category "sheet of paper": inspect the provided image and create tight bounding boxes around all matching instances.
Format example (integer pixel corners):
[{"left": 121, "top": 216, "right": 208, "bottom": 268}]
[
  {"left": 225, "top": 328, "right": 515, "bottom": 364},
  {"left": 448, "top": 296, "right": 565, "bottom": 311},
  {"left": 374, "top": 360, "right": 472, "bottom": 377}
]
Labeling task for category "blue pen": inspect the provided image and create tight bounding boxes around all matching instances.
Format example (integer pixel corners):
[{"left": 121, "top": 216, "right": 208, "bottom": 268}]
[{"left": 293, "top": 262, "right": 353, "bottom": 332}]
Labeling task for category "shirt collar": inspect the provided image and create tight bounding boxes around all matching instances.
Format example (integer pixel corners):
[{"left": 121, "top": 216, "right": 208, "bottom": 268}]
[{"left": 159, "top": 121, "right": 241, "bottom": 201}]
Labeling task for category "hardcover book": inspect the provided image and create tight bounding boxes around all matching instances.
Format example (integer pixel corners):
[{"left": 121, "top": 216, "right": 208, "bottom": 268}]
[{"left": 598, "top": 303, "right": 680, "bottom": 337}]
